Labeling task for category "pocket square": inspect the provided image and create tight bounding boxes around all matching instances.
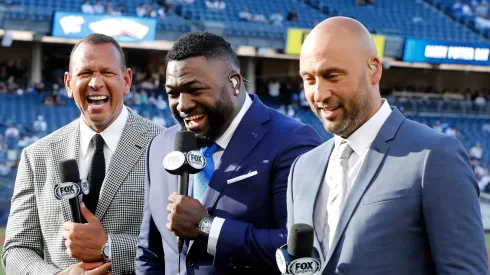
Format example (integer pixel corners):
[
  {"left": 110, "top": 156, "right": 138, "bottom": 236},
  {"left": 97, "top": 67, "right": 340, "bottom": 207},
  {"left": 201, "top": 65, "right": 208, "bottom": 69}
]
[{"left": 227, "top": 171, "right": 258, "bottom": 184}]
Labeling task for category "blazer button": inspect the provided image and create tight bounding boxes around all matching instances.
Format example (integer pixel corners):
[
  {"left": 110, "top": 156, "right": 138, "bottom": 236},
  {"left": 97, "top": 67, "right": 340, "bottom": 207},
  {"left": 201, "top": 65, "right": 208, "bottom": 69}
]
[{"left": 187, "top": 260, "right": 195, "bottom": 267}]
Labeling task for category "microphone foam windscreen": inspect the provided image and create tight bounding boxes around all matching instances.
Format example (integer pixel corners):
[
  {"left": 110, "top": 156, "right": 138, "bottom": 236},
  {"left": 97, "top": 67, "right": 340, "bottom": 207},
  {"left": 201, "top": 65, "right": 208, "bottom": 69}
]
[
  {"left": 174, "top": 130, "right": 197, "bottom": 153},
  {"left": 288, "top": 223, "right": 314, "bottom": 258},
  {"left": 59, "top": 159, "right": 80, "bottom": 183}
]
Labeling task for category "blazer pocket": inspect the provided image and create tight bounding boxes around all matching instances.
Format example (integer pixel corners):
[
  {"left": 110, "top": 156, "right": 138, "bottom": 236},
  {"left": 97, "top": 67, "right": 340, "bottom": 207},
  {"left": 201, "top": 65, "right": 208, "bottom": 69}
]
[
  {"left": 363, "top": 188, "right": 409, "bottom": 205},
  {"left": 227, "top": 171, "right": 258, "bottom": 184}
]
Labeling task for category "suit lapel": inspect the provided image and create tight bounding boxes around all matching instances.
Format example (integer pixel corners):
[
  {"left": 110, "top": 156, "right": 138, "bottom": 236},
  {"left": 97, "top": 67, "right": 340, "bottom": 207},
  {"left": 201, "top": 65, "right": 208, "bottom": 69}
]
[
  {"left": 324, "top": 108, "right": 405, "bottom": 265},
  {"left": 96, "top": 108, "right": 149, "bottom": 219},
  {"left": 200, "top": 95, "right": 269, "bottom": 212},
  {"left": 294, "top": 140, "right": 334, "bottom": 263},
  {"left": 50, "top": 120, "right": 80, "bottom": 222},
  {"left": 187, "top": 95, "right": 269, "bottom": 253}
]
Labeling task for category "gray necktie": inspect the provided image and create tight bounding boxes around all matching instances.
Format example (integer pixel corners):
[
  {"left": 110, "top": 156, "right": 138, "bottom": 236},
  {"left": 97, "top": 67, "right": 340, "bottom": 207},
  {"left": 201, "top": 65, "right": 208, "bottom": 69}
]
[{"left": 321, "top": 140, "right": 354, "bottom": 256}]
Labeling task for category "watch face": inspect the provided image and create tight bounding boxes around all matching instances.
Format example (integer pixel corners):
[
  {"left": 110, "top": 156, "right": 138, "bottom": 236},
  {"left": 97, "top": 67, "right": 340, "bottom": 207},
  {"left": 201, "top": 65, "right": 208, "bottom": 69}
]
[
  {"left": 200, "top": 218, "right": 212, "bottom": 233},
  {"left": 103, "top": 245, "right": 110, "bottom": 256}
]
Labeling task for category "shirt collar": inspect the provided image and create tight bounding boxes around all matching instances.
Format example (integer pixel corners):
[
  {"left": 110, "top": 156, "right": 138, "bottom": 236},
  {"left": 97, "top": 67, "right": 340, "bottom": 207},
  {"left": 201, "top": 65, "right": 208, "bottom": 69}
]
[
  {"left": 334, "top": 99, "right": 391, "bottom": 156},
  {"left": 215, "top": 93, "right": 253, "bottom": 150},
  {"left": 79, "top": 106, "right": 129, "bottom": 158}
]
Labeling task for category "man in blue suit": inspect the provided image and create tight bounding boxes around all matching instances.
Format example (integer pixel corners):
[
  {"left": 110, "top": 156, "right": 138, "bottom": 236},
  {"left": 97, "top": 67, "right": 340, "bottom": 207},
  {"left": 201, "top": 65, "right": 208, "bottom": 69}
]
[
  {"left": 135, "top": 32, "right": 321, "bottom": 274},
  {"left": 287, "top": 17, "right": 489, "bottom": 274}
]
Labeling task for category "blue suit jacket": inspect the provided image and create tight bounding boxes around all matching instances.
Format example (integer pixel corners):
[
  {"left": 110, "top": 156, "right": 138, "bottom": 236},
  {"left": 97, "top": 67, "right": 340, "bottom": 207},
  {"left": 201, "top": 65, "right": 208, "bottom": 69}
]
[
  {"left": 287, "top": 108, "right": 488, "bottom": 275},
  {"left": 136, "top": 94, "right": 321, "bottom": 274}
]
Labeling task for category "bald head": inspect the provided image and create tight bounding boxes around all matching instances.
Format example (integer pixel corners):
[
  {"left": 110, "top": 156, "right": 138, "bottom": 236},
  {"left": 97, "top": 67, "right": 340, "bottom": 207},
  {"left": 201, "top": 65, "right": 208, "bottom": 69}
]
[
  {"left": 299, "top": 16, "right": 383, "bottom": 138},
  {"left": 302, "top": 17, "right": 377, "bottom": 62}
]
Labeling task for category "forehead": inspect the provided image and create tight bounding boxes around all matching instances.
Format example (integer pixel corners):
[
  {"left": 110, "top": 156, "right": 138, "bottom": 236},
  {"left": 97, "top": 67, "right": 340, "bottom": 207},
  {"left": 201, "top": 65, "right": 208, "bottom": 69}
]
[
  {"left": 71, "top": 42, "right": 121, "bottom": 70},
  {"left": 300, "top": 38, "right": 357, "bottom": 74},
  {"left": 166, "top": 56, "right": 222, "bottom": 81}
]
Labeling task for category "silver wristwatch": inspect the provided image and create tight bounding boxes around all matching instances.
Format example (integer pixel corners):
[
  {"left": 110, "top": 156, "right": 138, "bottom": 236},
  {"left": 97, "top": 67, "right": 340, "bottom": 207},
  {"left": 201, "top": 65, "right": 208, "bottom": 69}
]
[
  {"left": 101, "top": 238, "right": 111, "bottom": 262},
  {"left": 198, "top": 216, "right": 214, "bottom": 238}
]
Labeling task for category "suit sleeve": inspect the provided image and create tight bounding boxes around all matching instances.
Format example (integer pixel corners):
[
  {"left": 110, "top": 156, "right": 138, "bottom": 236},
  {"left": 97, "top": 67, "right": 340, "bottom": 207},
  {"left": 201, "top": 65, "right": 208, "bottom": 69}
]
[
  {"left": 422, "top": 135, "right": 489, "bottom": 275},
  {"left": 2, "top": 149, "right": 61, "bottom": 275},
  {"left": 135, "top": 136, "right": 165, "bottom": 274},
  {"left": 286, "top": 156, "right": 300, "bottom": 232},
  {"left": 213, "top": 125, "right": 321, "bottom": 269}
]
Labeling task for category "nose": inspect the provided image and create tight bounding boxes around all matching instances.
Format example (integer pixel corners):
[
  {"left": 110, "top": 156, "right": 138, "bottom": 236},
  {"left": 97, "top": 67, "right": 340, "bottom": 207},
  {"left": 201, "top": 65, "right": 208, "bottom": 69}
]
[
  {"left": 176, "top": 93, "right": 196, "bottom": 113},
  {"left": 313, "top": 78, "right": 332, "bottom": 104},
  {"left": 88, "top": 73, "right": 104, "bottom": 90}
]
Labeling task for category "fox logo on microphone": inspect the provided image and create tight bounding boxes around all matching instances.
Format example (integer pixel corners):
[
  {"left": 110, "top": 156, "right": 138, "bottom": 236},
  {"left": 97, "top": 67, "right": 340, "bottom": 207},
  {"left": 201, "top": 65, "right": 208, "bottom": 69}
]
[
  {"left": 288, "top": 258, "right": 321, "bottom": 274},
  {"left": 54, "top": 182, "right": 81, "bottom": 200},
  {"left": 186, "top": 150, "right": 206, "bottom": 170},
  {"left": 276, "top": 223, "right": 321, "bottom": 275}
]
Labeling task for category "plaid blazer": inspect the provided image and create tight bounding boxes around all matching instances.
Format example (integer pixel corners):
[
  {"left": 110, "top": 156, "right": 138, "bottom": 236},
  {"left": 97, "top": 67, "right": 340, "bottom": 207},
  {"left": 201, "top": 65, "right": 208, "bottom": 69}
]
[{"left": 2, "top": 107, "right": 163, "bottom": 275}]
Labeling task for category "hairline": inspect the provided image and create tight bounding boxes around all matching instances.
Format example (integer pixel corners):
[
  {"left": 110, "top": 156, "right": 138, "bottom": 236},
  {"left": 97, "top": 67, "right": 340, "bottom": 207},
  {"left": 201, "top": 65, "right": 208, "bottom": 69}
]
[{"left": 69, "top": 39, "right": 126, "bottom": 73}]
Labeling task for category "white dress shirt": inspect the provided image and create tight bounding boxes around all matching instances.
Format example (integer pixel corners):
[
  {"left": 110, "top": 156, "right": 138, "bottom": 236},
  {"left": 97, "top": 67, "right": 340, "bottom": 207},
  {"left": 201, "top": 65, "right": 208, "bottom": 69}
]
[
  {"left": 193, "top": 94, "right": 253, "bottom": 256},
  {"left": 314, "top": 99, "right": 392, "bottom": 254},
  {"left": 79, "top": 106, "right": 128, "bottom": 180},
  {"left": 78, "top": 106, "right": 128, "bottom": 259}
]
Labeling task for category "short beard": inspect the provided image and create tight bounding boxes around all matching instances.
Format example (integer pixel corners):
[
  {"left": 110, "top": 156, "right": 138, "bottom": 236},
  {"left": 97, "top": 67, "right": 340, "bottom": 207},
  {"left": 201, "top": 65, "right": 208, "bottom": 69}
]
[
  {"left": 320, "top": 80, "right": 372, "bottom": 138},
  {"left": 174, "top": 86, "right": 234, "bottom": 148}
]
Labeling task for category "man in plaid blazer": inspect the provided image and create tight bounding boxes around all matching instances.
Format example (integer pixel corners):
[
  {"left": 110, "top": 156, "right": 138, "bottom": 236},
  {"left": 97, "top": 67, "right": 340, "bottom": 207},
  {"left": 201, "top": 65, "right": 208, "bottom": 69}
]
[{"left": 2, "top": 34, "right": 162, "bottom": 275}]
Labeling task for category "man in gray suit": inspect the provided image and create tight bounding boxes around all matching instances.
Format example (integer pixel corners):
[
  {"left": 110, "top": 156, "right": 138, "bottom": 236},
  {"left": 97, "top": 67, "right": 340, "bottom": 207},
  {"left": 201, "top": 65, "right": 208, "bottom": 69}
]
[
  {"left": 2, "top": 34, "right": 162, "bottom": 275},
  {"left": 287, "top": 16, "right": 489, "bottom": 274}
]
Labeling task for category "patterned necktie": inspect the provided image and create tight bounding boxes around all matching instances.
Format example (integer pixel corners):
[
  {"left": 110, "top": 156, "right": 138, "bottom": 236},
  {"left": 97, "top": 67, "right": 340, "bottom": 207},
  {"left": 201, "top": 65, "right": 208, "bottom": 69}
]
[
  {"left": 321, "top": 140, "right": 354, "bottom": 255},
  {"left": 194, "top": 143, "right": 219, "bottom": 202},
  {"left": 83, "top": 134, "right": 106, "bottom": 215}
]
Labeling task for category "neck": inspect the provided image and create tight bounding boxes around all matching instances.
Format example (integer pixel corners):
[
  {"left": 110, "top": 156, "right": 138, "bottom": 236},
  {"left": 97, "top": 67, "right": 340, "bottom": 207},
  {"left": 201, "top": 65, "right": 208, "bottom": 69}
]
[{"left": 216, "top": 91, "right": 246, "bottom": 138}]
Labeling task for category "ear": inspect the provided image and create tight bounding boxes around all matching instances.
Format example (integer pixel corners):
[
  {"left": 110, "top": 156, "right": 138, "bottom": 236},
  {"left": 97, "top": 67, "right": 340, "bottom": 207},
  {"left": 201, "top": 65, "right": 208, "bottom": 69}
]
[
  {"left": 228, "top": 73, "right": 242, "bottom": 91},
  {"left": 123, "top": 68, "right": 133, "bottom": 95},
  {"left": 64, "top": 72, "right": 73, "bottom": 98},
  {"left": 367, "top": 56, "right": 382, "bottom": 85}
]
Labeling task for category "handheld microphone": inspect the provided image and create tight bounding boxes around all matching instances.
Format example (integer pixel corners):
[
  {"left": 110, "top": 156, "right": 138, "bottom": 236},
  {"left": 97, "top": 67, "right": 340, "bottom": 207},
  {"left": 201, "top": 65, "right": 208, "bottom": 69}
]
[
  {"left": 276, "top": 223, "right": 321, "bottom": 275},
  {"left": 162, "top": 131, "right": 206, "bottom": 253},
  {"left": 56, "top": 159, "right": 89, "bottom": 223}
]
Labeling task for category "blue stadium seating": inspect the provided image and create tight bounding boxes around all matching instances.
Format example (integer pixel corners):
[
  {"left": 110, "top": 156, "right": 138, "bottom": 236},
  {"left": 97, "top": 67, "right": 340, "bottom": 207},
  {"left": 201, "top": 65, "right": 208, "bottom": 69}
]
[
  {"left": 309, "top": 0, "right": 488, "bottom": 43},
  {"left": 428, "top": 0, "right": 490, "bottom": 39},
  {"left": 4, "top": 0, "right": 191, "bottom": 33},
  {"left": 3, "top": 0, "right": 489, "bottom": 42},
  {"left": 294, "top": 98, "right": 490, "bottom": 166},
  {"left": 0, "top": 94, "right": 488, "bottom": 167}
]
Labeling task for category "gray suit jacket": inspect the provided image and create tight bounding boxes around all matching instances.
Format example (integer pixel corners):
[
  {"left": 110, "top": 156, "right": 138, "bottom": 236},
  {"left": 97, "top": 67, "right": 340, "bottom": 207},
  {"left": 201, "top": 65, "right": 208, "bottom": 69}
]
[
  {"left": 2, "top": 107, "right": 163, "bottom": 275},
  {"left": 287, "top": 108, "right": 488, "bottom": 275}
]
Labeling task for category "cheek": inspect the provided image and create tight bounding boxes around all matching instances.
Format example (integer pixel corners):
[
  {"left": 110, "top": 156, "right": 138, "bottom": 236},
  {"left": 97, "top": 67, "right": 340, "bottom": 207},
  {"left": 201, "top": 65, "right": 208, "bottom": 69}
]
[
  {"left": 304, "top": 86, "right": 315, "bottom": 102},
  {"left": 169, "top": 100, "right": 178, "bottom": 112}
]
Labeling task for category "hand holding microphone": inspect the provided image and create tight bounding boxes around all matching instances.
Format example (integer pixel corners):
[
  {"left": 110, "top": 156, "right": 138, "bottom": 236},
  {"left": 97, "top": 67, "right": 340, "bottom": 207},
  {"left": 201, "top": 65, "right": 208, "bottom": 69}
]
[
  {"left": 56, "top": 159, "right": 108, "bottom": 263},
  {"left": 163, "top": 131, "right": 207, "bottom": 240},
  {"left": 276, "top": 223, "right": 321, "bottom": 275}
]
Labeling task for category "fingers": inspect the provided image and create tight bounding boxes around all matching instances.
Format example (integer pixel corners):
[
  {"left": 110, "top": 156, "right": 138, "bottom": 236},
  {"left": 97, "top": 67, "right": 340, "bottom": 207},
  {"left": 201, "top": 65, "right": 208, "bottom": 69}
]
[
  {"left": 166, "top": 211, "right": 174, "bottom": 232},
  {"left": 89, "top": 261, "right": 112, "bottom": 275},
  {"left": 78, "top": 261, "right": 105, "bottom": 270},
  {"left": 168, "top": 192, "right": 178, "bottom": 202},
  {"left": 64, "top": 221, "right": 75, "bottom": 231}
]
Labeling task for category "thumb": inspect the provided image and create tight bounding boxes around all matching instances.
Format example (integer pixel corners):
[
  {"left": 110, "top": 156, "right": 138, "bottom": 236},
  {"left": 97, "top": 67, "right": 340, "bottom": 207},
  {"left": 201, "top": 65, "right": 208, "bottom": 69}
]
[{"left": 80, "top": 202, "right": 98, "bottom": 223}]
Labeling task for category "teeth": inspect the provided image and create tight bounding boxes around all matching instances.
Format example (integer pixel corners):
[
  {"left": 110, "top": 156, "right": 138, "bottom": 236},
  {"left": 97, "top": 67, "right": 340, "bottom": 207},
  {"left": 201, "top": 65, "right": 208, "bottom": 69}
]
[
  {"left": 88, "top": 96, "right": 108, "bottom": 100},
  {"left": 185, "top": 114, "right": 204, "bottom": 121},
  {"left": 324, "top": 106, "right": 339, "bottom": 111}
]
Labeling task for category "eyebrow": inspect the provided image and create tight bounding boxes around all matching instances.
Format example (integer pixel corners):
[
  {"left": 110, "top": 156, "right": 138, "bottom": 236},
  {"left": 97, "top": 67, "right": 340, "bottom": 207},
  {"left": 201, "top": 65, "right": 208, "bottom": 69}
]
[
  {"left": 165, "top": 79, "right": 205, "bottom": 89},
  {"left": 76, "top": 66, "right": 117, "bottom": 73},
  {"left": 300, "top": 67, "right": 348, "bottom": 77}
]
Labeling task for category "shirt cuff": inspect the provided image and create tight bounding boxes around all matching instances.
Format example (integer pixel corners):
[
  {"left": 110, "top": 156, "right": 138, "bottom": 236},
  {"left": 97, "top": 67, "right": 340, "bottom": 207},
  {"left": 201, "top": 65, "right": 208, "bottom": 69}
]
[
  {"left": 207, "top": 217, "right": 225, "bottom": 256},
  {"left": 106, "top": 235, "right": 112, "bottom": 260}
]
